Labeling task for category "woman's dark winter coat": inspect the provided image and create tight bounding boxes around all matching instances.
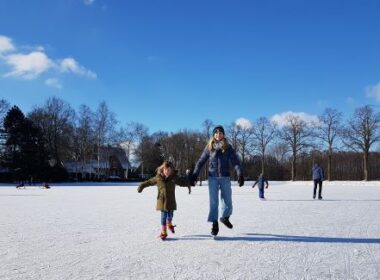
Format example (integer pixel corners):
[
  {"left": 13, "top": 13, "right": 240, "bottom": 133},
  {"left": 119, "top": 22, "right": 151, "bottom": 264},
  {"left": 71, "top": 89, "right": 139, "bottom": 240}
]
[{"left": 193, "top": 144, "right": 242, "bottom": 178}]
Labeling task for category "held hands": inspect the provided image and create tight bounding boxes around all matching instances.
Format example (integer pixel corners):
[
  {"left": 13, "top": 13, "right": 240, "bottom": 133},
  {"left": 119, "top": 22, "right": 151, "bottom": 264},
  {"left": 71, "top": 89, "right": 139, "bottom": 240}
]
[
  {"left": 238, "top": 175, "right": 244, "bottom": 187},
  {"left": 188, "top": 174, "right": 197, "bottom": 187}
]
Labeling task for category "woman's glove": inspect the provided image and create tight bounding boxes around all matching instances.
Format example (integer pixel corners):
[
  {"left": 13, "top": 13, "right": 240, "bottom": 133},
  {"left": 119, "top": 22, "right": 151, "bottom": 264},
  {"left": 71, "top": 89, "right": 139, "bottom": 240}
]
[
  {"left": 137, "top": 185, "right": 143, "bottom": 193},
  {"left": 187, "top": 174, "right": 197, "bottom": 186},
  {"left": 238, "top": 176, "right": 244, "bottom": 187}
]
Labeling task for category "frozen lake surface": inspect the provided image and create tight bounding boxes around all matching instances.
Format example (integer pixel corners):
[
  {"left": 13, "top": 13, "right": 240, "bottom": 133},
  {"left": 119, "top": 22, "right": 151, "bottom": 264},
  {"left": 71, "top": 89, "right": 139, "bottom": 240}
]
[{"left": 1, "top": 181, "right": 380, "bottom": 279}]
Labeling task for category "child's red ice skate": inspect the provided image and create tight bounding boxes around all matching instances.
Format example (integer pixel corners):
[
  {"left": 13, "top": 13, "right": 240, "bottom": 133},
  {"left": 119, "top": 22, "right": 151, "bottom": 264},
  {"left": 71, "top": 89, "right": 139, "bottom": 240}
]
[
  {"left": 167, "top": 223, "right": 176, "bottom": 234},
  {"left": 159, "top": 231, "right": 168, "bottom": 240}
]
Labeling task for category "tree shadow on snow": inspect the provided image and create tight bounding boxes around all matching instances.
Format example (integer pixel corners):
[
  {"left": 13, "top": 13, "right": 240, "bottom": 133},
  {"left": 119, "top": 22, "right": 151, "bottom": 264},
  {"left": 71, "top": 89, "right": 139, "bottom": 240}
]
[
  {"left": 269, "top": 199, "right": 380, "bottom": 202},
  {"left": 0, "top": 194, "right": 46, "bottom": 197},
  {"left": 180, "top": 233, "right": 380, "bottom": 244}
]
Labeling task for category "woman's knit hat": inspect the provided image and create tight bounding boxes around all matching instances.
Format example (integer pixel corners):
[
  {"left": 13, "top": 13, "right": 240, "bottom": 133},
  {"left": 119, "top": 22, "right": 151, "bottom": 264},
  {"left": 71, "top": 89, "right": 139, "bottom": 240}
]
[{"left": 212, "top": 125, "right": 225, "bottom": 135}]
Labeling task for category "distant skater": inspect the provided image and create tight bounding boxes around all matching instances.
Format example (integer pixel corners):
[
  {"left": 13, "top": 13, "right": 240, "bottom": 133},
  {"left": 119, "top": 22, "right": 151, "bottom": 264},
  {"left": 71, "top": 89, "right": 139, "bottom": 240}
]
[
  {"left": 252, "top": 173, "right": 269, "bottom": 200},
  {"left": 16, "top": 182, "right": 25, "bottom": 189},
  {"left": 312, "top": 163, "right": 324, "bottom": 200},
  {"left": 137, "top": 161, "right": 190, "bottom": 240}
]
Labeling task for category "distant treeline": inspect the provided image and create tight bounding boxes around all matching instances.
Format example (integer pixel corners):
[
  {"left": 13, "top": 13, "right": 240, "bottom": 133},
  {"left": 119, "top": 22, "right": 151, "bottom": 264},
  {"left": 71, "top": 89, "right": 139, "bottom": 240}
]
[{"left": 1, "top": 97, "right": 380, "bottom": 182}]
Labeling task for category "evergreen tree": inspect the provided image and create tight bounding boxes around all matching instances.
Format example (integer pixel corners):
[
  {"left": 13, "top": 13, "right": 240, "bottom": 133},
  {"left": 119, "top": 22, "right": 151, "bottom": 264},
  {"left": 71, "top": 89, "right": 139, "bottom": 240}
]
[{"left": 3, "top": 106, "right": 50, "bottom": 182}]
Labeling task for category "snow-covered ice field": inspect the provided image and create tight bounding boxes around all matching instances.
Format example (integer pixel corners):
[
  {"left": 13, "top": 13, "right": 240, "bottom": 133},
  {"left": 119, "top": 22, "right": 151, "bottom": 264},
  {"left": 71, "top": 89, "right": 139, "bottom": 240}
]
[{"left": 1, "top": 181, "right": 380, "bottom": 280}]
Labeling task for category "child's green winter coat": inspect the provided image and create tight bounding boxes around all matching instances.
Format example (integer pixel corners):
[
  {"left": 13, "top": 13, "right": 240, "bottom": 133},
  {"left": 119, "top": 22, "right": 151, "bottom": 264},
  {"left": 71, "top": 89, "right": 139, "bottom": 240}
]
[{"left": 138, "top": 172, "right": 188, "bottom": 211}]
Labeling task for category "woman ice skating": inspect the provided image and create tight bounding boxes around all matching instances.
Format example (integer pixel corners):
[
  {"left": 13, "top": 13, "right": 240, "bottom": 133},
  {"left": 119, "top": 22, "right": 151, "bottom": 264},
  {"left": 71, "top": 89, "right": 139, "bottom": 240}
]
[
  {"left": 137, "top": 161, "right": 190, "bottom": 240},
  {"left": 252, "top": 173, "right": 269, "bottom": 200},
  {"left": 189, "top": 125, "right": 244, "bottom": 237}
]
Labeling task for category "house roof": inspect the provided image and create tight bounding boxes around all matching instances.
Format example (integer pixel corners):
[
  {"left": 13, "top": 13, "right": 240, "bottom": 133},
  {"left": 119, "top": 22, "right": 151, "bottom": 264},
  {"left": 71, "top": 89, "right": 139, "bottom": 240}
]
[{"left": 64, "top": 146, "right": 130, "bottom": 172}]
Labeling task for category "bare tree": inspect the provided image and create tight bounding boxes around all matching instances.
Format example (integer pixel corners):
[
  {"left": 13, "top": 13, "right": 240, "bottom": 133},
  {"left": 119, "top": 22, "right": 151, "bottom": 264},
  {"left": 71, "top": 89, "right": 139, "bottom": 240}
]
[
  {"left": 94, "top": 101, "right": 117, "bottom": 179},
  {"left": 29, "top": 97, "right": 75, "bottom": 164},
  {"left": 151, "top": 131, "right": 169, "bottom": 162},
  {"left": 317, "top": 108, "right": 342, "bottom": 180},
  {"left": 129, "top": 122, "right": 149, "bottom": 177},
  {"left": 226, "top": 122, "right": 240, "bottom": 152},
  {"left": 342, "top": 105, "right": 380, "bottom": 180},
  {"left": 251, "top": 117, "right": 277, "bottom": 174},
  {"left": 0, "top": 99, "right": 10, "bottom": 126},
  {"left": 119, "top": 122, "right": 139, "bottom": 160},
  {"left": 0, "top": 99, "right": 10, "bottom": 154},
  {"left": 278, "top": 114, "right": 314, "bottom": 181},
  {"left": 235, "top": 120, "right": 253, "bottom": 170},
  {"left": 150, "top": 130, "right": 204, "bottom": 175},
  {"left": 74, "top": 104, "right": 95, "bottom": 178},
  {"left": 202, "top": 119, "right": 214, "bottom": 140},
  {"left": 198, "top": 119, "right": 214, "bottom": 182},
  {"left": 268, "top": 142, "right": 289, "bottom": 164}
]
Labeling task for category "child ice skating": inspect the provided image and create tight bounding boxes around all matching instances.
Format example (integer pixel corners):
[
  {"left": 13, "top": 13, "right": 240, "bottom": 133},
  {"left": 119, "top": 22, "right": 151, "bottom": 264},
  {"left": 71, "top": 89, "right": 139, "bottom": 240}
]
[
  {"left": 137, "top": 161, "right": 190, "bottom": 240},
  {"left": 252, "top": 173, "right": 269, "bottom": 200}
]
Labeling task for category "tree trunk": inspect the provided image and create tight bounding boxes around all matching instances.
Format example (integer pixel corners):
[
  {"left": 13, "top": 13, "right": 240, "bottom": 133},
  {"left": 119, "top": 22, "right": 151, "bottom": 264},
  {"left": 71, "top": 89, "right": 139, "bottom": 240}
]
[
  {"left": 291, "top": 155, "right": 296, "bottom": 181},
  {"left": 328, "top": 152, "right": 332, "bottom": 181},
  {"left": 363, "top": 152, "right": 369, "bottom": 181},
  {"left": 261, "top": 155, "right": 265, "bottom": 175}
]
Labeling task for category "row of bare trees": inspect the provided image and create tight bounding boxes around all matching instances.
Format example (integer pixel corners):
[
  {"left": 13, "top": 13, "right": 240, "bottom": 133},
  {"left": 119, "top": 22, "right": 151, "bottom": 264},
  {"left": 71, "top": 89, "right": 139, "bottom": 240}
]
[
  {"left": 1, "top": 96, "right": 380, "bottom": 181},
  {"left": 223, "top": 106, "right": 380, "bottom": 181},
  {"left": 132, "top": 106, "right": 380, "bottom": 181},
  {"left": 0, "top": 97, "right": 150, "bottom": 181}
]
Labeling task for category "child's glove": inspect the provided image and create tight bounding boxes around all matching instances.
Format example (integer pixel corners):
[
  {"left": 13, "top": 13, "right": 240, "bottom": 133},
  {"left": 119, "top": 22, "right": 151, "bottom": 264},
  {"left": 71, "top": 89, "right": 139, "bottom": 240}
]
[
  {"left": 137, "top": 185, "right": 143, "bottom": 193},
  {"left": 266, "top": 185, "right": 269, "bottom": 189},
  {"left": 238, "top": 175, "right": 244, "bottom": 187}
]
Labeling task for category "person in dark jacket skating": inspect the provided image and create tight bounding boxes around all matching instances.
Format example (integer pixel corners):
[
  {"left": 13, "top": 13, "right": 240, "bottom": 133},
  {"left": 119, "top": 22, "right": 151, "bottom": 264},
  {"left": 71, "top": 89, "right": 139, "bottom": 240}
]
[
  {"left": 189, "top": 125, "right": 244, "bottom": 236},
  {"left": 312, "top": 163, "right": 324, "bottom": 200},
  {"left": 252, "top": 172, "right": 269, "bottom": 200}
]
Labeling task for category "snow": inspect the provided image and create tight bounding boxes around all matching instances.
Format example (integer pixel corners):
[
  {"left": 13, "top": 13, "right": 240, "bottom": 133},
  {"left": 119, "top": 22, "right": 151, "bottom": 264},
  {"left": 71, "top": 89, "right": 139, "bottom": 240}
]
[{"left": 1, "top": 181, "right": 380, "bottom": 280}]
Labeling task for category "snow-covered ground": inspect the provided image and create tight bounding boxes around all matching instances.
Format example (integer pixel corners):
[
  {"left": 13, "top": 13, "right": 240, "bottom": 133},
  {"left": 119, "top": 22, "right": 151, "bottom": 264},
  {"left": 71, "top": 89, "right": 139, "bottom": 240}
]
[{"left": 1, "top": 181, "right": 380, "bottom": 280}]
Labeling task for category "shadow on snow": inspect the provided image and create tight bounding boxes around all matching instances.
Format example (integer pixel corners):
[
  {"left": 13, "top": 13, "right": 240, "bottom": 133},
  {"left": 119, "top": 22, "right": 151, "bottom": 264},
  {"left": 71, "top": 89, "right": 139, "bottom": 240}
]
[
  {"left": 180, "top": 233, "right": 380, "bottom": 244},
  {"left": 267, "top": 199, "right": 380, "bottom": 202}
]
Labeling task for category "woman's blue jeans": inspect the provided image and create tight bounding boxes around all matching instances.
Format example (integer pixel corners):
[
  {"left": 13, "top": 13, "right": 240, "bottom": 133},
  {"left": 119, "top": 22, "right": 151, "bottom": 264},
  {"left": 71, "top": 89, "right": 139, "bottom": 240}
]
[{"left": 207, "top": 177, "right": 232, "bottom": 222}]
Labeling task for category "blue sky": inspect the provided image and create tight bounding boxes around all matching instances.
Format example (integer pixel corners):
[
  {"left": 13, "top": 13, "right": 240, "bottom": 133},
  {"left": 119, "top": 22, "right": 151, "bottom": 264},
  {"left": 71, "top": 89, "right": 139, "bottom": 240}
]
[{"left": 1, "top": 0, "right": 380, "bottom": 133}]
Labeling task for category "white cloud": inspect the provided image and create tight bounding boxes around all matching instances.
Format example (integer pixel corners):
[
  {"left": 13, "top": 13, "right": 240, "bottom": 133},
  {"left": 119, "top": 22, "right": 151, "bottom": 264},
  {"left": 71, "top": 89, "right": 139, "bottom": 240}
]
[
  {"left": 83, "top": 0, "right": 95, "bottom": 5},
  {"left": 271, "top": 111, "right": 319, "bottom": 127},
  {"left": 235, "top": 117, "right": 252, "bottom": 129},
  {"left": 4, "top": 51, "right": 53, "bottom": 79},
  {"left": 60, "top": 58, "right": 97, "bottom": 79},
  {"left": 0, "top": 35, "right": 15, "bottom": 53},
  {"left": 366, "top": 83, "right": 380, "bottom": 102},
  {"left": 0, "top": 35, "right": 97, "bottom": 83},
  {"left": 35, "top": 46, "right": 45, "bottom": 52},
  {"left": 45, "top": 78, "right": 62, "bottom": 89}
]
